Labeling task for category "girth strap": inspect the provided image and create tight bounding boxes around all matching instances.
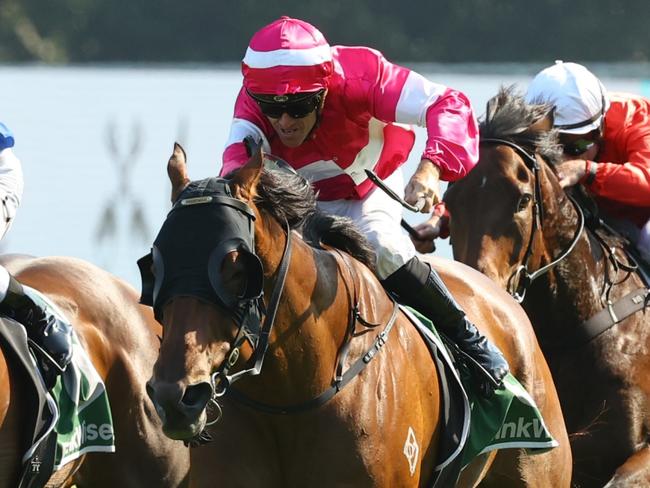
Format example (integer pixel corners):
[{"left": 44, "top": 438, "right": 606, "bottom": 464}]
[{"left": 574, "top": 287, "right": 650, "bottom": 344}]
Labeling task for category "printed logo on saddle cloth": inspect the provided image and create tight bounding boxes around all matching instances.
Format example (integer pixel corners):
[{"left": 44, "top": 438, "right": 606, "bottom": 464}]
[
  {"left": 460, "top": 374, "right": 557, "bottom": 466},
  {"left": 51, "top": 332, "right": 115, "bottom": 469}
]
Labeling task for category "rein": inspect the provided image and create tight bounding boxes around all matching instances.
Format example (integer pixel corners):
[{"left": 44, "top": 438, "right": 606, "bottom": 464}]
[
  {"left": 225, "top": 301, "right": 399, "bottom": 415},
  {"left": 480, "top": 138, "right": 585, "bottom": 302}
]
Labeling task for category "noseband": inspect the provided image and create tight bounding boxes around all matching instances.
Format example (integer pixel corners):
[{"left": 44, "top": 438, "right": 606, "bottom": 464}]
[{"left": 480, "top": 138, "right": 585, "bottom": 302}]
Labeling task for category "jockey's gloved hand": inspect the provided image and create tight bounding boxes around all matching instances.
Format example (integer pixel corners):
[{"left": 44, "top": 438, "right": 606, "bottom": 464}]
[{"left": 0, "top": 122, "right": 15, "bottom": 151}]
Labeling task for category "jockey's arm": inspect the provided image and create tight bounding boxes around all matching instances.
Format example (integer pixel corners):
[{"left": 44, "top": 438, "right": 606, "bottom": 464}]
[
  {"left": 367, "top": 59, "right": 477, "bottom": 254},
  {"left": 585, "top": 127, "right": 650, "bottom": 207},
  {"left": 221, "top": 88, "right": 272, "bottom": 175},
  {"left": 369, "top": 62, "right": 479, "bottom": 212},
  {"left": 0, "top": 123, "right": 24, "bottom": 238}
]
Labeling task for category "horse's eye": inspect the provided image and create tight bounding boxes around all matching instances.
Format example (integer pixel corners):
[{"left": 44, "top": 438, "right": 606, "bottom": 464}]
[
  {"left": 517, "top": 194, "right": 532, "bottom": 212},
  {"left": 220, "top": 253, "right": 249, "bottom": 297}
]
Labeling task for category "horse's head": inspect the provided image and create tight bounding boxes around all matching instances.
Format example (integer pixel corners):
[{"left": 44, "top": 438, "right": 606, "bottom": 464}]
[
  {"left": 445, "top": 87, "right": 572, "bottom": 300},
  {"left": 143, "top": 140, "right": 272, "bottom": 440},
  {"left": 142, "top": 138, "right": 377, "bottom": 441}
]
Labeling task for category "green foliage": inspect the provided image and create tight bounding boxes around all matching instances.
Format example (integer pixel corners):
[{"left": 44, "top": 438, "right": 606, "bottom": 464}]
[{"left": 0, "top": 0, "right": 649, "bottom": 63}]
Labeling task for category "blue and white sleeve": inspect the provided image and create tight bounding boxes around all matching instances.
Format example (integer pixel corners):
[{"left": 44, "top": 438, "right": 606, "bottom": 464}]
[{"left": 0, "top": 123, "right": 24, "bottom": 237}]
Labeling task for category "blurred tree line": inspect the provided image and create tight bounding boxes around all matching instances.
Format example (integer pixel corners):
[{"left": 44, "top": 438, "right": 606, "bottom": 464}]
[{"left": 1, "top": 0, "right": 648, "bottom": 64}]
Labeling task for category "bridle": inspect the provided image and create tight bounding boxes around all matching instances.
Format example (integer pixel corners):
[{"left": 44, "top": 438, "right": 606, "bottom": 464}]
[
  {"left": 210, "top": 220, "right": 292, "bottom": 396},
  {"left": 480, "top": 138, "right": 585, "bottom": 302}
]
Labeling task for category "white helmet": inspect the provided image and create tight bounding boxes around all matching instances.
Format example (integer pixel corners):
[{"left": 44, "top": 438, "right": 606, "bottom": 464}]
[{"left": 525, "top": 61, "right": 609, "bottom": 134}]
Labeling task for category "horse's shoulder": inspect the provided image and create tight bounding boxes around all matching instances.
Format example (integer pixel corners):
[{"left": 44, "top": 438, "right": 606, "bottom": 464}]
[{"left": 426, "top": 256, "right": 519, "bottom": 308}]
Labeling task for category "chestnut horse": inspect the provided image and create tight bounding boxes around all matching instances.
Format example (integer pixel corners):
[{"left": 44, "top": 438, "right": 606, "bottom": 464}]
[
  {"left": 0, "top": 255, "right": 190, "bottom": 487},
  {"left": 144, "top": 142, "right": 570, "bottom": 487},
  {"left": 445, "top": 88, "right": 650, "bottom": 487}
]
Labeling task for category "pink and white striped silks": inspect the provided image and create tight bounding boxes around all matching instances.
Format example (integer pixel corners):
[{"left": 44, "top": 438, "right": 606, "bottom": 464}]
[{"left": 222, "top": 45, "right": 479, "bottom": 201}]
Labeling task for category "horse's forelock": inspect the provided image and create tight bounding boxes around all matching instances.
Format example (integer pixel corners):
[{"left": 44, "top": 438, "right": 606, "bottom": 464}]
[
  {"left": 536, "top": 130, "right": 564, "bottom": 166},
  {"left": 481, "top": 86, "right": 563, "bottom": 165}
]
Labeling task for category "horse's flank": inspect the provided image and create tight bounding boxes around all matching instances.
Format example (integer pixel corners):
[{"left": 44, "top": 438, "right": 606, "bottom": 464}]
[{"left": 0, "top": 342, "right": 27, "bottom": 486}]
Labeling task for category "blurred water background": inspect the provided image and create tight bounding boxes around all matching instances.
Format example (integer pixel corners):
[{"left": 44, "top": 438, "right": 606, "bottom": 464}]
[{"left": 1, "top": 64, "right": 648, "bottom": 288}]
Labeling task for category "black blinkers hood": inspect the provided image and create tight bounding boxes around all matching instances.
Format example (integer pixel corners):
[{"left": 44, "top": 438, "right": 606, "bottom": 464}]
[{"left": 138, "top": 177, "right": 263, "bottom": 320}]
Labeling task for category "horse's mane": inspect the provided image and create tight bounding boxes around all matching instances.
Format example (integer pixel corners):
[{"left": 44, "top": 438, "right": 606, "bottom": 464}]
[
  {"left": 480, "top": 85, "right": 563, "bottom": 165},
  {"left": 254, "top": 168, "right": 377, "bottom": 271}
]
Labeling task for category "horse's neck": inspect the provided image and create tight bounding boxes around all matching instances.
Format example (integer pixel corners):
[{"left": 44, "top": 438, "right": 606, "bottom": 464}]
[
  {"left": 525, "top": 193, "right": 608, "bottom": 334},
  {"left": 250, "top": 218, "right": 360, "bottom": 400}
]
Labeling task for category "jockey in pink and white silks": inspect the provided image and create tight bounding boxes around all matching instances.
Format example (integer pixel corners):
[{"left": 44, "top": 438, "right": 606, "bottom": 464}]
[
  {"left": 0, "top": 122, "right": 72, "bottom": 388},
  {"left": 221, "top": 17, "right": 508, "bottom": 396}
]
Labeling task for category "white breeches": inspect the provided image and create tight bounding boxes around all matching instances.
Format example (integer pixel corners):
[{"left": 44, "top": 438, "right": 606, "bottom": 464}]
[{"left": 316, "top": 169, "right": 415, "bottom": 279}]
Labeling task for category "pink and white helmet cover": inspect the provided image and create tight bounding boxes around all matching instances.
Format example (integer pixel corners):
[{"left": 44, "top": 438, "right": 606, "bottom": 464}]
[{"left": 242, "top": 16, "right": 333, "bottom": 95}]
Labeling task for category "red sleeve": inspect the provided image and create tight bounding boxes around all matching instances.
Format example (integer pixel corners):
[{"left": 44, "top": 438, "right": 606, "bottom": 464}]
[{"left": 587, "top": 119, "right": 650, "bottom": 207}]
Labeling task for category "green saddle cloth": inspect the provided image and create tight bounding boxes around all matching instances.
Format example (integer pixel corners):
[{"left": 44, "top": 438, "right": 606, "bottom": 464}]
[
  {"left": 406, "top": 307, "right": 557, "bottom": 466},
  {"left": 51, "top": 331, "right": 115, "bottom": 469},
  {"left": 461, "top": 372, "right": 557, "bottom": 465}
]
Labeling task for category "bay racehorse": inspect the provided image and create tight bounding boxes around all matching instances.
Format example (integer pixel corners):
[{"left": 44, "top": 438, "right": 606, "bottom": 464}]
[
  {"left": 0, "top": 255, "right": 190, "bottom": 487},
  {"left": 144, "top": 141, "right": 571, "bottom": 487},
  {"left": 445, "top": 87, "right": 650, "bottom": 487}
]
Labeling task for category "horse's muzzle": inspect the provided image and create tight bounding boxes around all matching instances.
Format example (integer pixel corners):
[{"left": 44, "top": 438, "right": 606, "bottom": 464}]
[{"left": 146, "top": 379, "right": 213, "bottom": 439}]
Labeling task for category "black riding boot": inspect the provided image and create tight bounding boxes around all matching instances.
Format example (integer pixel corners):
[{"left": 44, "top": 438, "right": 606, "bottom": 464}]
[
  {"left": 382, "top": 257, "right": 509, "bottom": 397},
  {"left": 0, "top": 275, "right": 73, "bottom": 388}
]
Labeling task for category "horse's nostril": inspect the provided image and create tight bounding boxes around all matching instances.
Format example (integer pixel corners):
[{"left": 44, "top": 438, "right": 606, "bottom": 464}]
[
  {"left": 145, "top": 381, "right": 155, "bottom": 402},
  {"left": 181, "top": 382, "right": 212, "bottom": 410}
]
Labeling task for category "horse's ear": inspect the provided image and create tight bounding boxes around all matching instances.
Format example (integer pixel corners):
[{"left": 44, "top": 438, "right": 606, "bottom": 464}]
[
  {"left": 231, "top": 136, "right": 263, "bottom": 201},
  {"left": 167, "top": 142, "right": 190, "bottom": 203},
  {"left": 485, "top": 95, "right": 500, "bottom": 124},
  {"left": 529, "top": 107, "right": 555, "bottom": 133}
]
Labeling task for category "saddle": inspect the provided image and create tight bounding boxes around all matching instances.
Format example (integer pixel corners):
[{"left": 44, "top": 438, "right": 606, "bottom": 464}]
[{"left": 0, "top": 317, "right": 58, "bottom": 488}]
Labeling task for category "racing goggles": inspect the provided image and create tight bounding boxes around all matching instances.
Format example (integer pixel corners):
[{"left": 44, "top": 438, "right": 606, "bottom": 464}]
[
  {"left": 248, "top": 90, "right": 324, "bottom": 119},
  {"left": 563, "top": 138, "right": 596, "bottom": 157}
]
